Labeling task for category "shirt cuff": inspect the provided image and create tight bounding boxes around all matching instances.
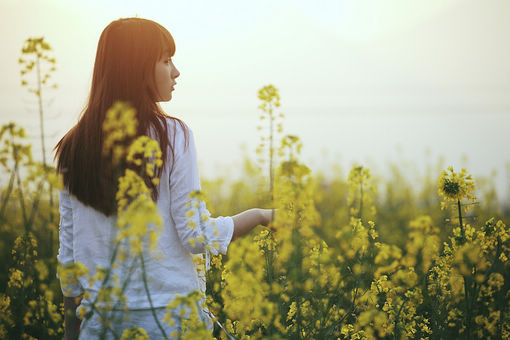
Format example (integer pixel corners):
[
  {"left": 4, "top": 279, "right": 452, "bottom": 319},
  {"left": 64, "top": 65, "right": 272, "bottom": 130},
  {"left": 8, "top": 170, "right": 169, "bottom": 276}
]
[
  {"left": 217, "top": 216, "right": 234, "bottom": 255},
  {"left": 56, "top": 271, "right": 84, "bottom": 297}
]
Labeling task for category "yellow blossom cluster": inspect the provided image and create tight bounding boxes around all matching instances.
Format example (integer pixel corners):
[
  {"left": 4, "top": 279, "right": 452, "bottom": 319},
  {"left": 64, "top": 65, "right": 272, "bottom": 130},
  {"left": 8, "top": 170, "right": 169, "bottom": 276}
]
[
  {"left": 256, "top": 84, "right": 284, "bottom": 187},
  {"left": 202, "top": 154, "right": 510, "bottom": 339},
  {"left": 438, "top": 166, "right": 476, "bottom": 211},
  {"left": 120, "top": 326, "right": 149, "bottom": 339},
  {"left": 126, "top": 135, "right": 163, "bottom": 183},
  {"left": 57, "top": 262, "right": 89, "bottom": 297},
  {"left": 102, "top": 101, "right": 138, "bottom": 164},
  {"left": 0, "top": 122, "right": 33, "bottom": 170},
  {"left": 2, "top": 230, "right": 63, "bottom": 338},
  {"left": 163, "top": 290, "right": 214, "bottom": 339},
  {"left": 19, "top": 37, "right": 58, "bottom": 93},
  {"left": 116, "top": 169, "right": 162, "bottom": 254},
  {"left": 347, "top": 165, "right": 377, "bottom": 220}
]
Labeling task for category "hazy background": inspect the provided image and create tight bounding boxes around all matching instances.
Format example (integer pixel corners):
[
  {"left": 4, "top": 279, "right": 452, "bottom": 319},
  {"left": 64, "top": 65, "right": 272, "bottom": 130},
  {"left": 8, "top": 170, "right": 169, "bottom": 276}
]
[{"left": 1, "top": 0, "right": 509, "bottom": 202}]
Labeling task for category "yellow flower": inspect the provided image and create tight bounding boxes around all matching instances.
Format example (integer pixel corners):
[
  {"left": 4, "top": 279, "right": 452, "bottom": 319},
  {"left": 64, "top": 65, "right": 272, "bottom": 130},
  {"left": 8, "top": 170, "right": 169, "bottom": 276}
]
[
  {"left": 102, "top": 101, "right": 138, "bottom": 163},
  {"left": 126, "top": 135, "right": 163, "bottom": 179},
  {"left": 7, "top": 269, "right": 23, "bottom": 289},
  {"left": 286, "top": 301, "right": 297, "bottom": 321},
  {"left": 120, "top": 326, "right": 149, "bottom": 340},
  {"left": 487, "top": 272, "right": 504, "bottom": 291},
  {"left": 437, "top": 166, "right": 476, "bottom": 208},
  {"left": 0, "top": 294, "right": 11, "bottom": 313}
]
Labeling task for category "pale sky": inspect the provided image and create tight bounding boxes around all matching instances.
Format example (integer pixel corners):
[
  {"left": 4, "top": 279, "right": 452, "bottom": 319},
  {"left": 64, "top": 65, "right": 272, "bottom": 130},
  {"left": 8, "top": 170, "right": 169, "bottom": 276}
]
[{"left": 1, "top": 0, "right": 509, "bottom": 203}]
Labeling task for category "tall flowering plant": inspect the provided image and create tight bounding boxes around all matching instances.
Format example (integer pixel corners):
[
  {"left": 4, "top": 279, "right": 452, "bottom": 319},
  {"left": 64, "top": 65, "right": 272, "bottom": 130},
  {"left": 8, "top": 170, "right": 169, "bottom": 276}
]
[{"left": 58, "top": 101, "right": 213, "bottom": 339}]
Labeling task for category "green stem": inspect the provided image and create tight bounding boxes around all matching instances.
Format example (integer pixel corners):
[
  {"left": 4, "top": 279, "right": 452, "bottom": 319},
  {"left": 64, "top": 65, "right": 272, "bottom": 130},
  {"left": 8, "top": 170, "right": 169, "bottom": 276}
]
[
  {"left": 358, "top": 180, "right": 364, "bottom": 220},
  {"left": 27, "top": 176, "right": 45, "bottom": 226},
  {"left": 35, "top": 54, "right": 47, "bottom": 166},
  {"left": 268, "top": 102, "right": 274, "bottom": 199},
  {"left": 79, "top": 241, "right": 121, "bottom": 333},
  {"left": 110, "top": 255, "right": 139, "bottom": 312},
  {"left": 393, "top": 297, "right": 408, "bottom": 340},
  {"left": 264, "top": 242, "right": 273, "bottom": 283},
  {"left": 0, "top": 171, "right": 16, "bottom": 219},
  {"left": 18, "top": 233, "right": 28, "bottom": 338},
  {"left": 463, "top": 275, "right": 472, "bottom": 340},
  {"left": 13, "top": 147, "right": 28, "bottom": 229},
  {"left": 140, "top": 252, "right": 169, "bottom": 340},
  {"left": 49, "top": 180, "right": 55, "bottom": 267},
  {"left": 457, "top": 199, "right": 473, "bottom": 338},
  {"left": 457, "top": 199, "right": 465, "bottom": 240}
]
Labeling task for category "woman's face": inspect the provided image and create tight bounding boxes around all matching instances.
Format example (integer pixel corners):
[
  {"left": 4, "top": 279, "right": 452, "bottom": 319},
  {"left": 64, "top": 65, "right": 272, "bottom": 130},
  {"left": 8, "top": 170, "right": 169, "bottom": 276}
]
[{"left": 154, "top": 53, "right": 180, "bottom": 102}]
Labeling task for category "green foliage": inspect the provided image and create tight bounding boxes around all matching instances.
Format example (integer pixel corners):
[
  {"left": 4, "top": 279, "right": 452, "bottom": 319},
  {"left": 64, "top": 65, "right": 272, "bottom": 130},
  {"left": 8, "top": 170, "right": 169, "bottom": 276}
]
[
  {"left": 0, "top": 122, "right": 63, "bottom": 338},
  {"left": 1, "top": 85, "right": 509, "bottom": 338}
]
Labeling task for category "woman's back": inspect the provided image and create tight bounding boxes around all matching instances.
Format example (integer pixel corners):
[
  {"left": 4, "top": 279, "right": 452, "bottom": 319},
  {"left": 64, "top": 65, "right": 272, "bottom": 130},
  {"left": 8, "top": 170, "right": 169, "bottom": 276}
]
[{"left": 58, "top": 118, "right": 234, "bottom": 310}]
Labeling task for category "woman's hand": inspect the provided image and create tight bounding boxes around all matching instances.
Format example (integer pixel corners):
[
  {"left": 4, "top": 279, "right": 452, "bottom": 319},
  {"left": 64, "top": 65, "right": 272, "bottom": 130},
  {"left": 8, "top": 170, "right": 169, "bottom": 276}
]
[{"left": 259, "top": 208, "right": 276, "bottom": 228}]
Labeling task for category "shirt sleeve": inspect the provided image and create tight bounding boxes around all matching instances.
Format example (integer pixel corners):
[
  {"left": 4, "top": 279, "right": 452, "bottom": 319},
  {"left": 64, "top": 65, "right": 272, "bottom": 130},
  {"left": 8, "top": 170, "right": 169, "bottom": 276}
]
[
  {"left": 56, "top": 189, "right": 84, "bottom": 297},
  {"left": 169, "top": 125, "right": 234, "bottom": 255}
]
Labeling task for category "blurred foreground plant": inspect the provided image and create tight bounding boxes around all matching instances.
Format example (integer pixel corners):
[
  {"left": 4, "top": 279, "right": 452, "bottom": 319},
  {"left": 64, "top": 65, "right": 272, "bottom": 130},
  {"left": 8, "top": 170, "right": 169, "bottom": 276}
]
[
  {"left": 58, "top": 101, "right": 212, "bottom": 339},
  {"left": 0, "top": 122, "right": 63, "bottom": 338}
]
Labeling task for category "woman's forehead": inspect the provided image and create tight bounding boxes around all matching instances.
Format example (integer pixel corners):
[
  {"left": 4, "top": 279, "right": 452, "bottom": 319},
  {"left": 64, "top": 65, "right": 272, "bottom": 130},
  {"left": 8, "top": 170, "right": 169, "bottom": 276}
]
[{"left": 162, "top": 48, "right": 173, "bottom": 58}]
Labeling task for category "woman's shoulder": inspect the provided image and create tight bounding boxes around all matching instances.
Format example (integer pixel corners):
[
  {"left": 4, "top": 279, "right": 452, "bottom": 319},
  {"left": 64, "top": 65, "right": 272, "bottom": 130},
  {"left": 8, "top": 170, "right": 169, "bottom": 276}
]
[
  {"left": 164, "top": 116, "right": 192, "bottom": 134},
  {"left": 162, "top": 116, "right": 193, "bottom": 151}
]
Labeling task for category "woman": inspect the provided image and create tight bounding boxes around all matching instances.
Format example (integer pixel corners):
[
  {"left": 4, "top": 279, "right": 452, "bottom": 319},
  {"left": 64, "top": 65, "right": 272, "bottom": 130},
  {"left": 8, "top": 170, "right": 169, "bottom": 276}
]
[{"left": 55, "top": 17, "right": 272, "bottom": 339}]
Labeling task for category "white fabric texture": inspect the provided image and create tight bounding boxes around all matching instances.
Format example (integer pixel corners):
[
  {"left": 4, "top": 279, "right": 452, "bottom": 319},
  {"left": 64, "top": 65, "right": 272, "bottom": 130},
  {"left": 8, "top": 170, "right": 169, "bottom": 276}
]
[
  {"left": 77, "top": 307, "right": 213, "bottom": 340},
  {"left": 56, "top": 119, "right": 234, "bottom": 318}
]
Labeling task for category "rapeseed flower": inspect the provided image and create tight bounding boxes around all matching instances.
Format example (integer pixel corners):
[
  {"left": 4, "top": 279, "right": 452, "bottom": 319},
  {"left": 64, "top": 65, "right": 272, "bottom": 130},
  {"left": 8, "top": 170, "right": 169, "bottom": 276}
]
[
  {"left": 438, "top": 166, "right": 476, "bottom": 211},
  {"left": 102, "top": 101, "right": 138, "bottom": 164},
  {"left": 120, "top": 326, "right": 149, "bottom": 339}
]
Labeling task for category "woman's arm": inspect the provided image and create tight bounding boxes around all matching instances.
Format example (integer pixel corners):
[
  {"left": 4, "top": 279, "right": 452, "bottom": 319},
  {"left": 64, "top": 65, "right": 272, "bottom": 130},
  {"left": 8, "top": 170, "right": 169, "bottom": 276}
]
[
  {"left": 168, "top": 123, "right": 274, "bottom": 250},
  {"left": 64, "top": 295, "right": 82, "bottom": 340},
  {"left": 231, "top": 208, "right": 273, "bottom": 241},
  {"left": 58, "top": 190, "right": 85, "bottom": 339}
]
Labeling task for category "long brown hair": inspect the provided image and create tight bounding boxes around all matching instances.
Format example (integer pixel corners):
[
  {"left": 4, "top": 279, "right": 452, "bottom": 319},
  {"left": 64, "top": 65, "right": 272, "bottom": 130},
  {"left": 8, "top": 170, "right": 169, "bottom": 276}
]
[{"left": 54, "top": 17, "right": 186, "bottom": 216}]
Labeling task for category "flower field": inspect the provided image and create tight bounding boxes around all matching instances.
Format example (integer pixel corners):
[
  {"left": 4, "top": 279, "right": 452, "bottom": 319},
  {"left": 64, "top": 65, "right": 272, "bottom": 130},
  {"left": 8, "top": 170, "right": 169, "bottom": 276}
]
[{"left": 0, "top": 92, "right": 509, "bottom": 339}]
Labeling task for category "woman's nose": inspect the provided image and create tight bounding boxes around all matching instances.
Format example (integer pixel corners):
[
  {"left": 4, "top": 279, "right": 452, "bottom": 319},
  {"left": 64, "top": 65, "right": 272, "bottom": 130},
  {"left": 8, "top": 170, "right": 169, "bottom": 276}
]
[{"left": 173, "top": 66, "right": 180, "bottom": 79}]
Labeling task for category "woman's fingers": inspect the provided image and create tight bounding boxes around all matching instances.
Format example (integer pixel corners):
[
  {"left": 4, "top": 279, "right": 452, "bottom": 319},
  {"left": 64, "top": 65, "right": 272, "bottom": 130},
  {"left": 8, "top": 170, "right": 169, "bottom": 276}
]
[{"left": 260, "top": 208, "right": 276, "bottom": 230}]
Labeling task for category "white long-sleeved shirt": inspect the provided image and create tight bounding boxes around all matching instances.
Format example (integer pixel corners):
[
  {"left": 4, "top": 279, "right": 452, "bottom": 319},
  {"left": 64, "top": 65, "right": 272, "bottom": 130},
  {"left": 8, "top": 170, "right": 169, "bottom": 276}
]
[{"left": 57, "top": 118, "right": 234, "bottom": 312}]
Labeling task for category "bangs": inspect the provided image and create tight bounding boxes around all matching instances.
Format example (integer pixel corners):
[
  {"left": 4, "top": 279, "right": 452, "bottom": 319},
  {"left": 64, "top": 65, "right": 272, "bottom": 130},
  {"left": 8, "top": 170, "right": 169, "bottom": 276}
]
[{"left": 156, "top": 25, "right": 176, "bottom": 59}]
